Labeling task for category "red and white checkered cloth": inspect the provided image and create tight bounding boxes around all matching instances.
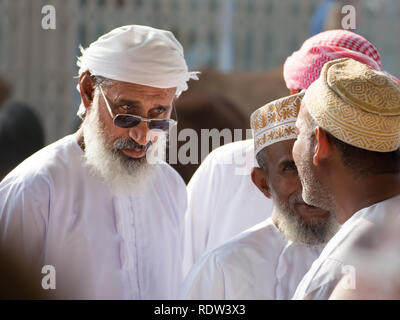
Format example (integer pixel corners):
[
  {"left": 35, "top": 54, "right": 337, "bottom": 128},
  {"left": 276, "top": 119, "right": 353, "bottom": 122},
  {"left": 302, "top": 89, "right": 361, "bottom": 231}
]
[{"left": 283, "top": 30, "right": 384, "bottom": 90}]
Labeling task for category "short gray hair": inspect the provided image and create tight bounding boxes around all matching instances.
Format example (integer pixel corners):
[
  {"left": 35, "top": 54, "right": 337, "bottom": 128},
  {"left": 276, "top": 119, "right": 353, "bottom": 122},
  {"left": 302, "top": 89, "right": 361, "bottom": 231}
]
[{"left": 256, "top": 148, "right": 268, "bottom": 174}]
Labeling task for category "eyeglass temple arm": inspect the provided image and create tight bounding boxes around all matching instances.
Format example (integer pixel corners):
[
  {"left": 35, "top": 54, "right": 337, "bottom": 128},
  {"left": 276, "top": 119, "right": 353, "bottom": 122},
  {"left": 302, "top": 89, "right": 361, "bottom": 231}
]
[{"left": 99, "top": 85, "right": 115, "bottom": 119}]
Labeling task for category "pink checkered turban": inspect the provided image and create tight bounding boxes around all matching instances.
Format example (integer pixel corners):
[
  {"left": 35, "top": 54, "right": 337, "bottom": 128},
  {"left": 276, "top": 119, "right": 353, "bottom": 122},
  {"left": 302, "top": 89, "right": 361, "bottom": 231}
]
[{"left": 283, "top": 29, "right": 383, "bottom": 90}]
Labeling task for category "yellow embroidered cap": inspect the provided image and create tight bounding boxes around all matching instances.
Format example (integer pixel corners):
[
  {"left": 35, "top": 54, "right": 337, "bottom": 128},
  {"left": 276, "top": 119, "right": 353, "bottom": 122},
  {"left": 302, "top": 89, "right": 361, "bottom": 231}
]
[
  {"left": 304, "top": 58, "right": 400, "bottom": 152},
  {"left": 251, "top": 92, "right": 304, "bottom": 155}
]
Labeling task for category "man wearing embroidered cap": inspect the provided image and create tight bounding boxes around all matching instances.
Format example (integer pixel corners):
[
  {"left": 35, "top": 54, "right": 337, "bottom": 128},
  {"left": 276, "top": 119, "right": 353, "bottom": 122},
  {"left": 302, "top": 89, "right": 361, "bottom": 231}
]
[
  {"left": 0, "top": 25, "right": 197, "bottom": 299},
  {"left": 182, "top": 30, "right": 385, "bottom": 277},
  {"left": 292, "top": 58, "right": 400, "bottom": 299},
  {"left": 180, "top": 93, "right": 339, "bottom": 299}
]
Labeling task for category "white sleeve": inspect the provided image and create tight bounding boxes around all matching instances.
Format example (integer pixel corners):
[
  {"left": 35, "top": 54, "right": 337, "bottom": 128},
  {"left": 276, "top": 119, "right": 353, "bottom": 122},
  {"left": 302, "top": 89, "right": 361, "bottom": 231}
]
[
  {"left": 182, "top": 153, "right": 221, "bottom": 276},
  {"left": 292, "top": 258, "right": 344, "bottom": 300},
  {"left": 179, "top": 251, "right": 226, "bottom": 300},
  {"left": 0, "top": 174, "right": 49, "bottom": 271}
]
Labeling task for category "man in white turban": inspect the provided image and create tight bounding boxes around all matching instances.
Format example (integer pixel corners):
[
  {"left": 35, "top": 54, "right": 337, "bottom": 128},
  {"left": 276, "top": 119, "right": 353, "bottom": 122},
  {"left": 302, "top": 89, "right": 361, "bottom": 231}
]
[
  {"left": 180, "top": 93, "right": 339, "bottom": 299},
  {"left": 0, "top": 25, "right": 198, "bottom": 299},
  {"left": 292, "top": 58, "right": 400, "bottom": 299}
]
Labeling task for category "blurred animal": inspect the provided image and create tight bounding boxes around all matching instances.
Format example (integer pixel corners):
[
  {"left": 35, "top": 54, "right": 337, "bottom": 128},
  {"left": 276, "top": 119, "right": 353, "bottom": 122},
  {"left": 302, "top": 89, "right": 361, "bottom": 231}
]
[{"left": 171, "top": 67, "right": 288, "bottom": 183}]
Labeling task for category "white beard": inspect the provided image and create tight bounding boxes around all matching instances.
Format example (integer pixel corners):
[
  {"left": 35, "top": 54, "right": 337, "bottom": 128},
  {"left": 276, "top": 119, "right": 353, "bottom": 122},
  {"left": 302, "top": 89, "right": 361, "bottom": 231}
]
[
  {"left": 82, "top": 100, "right": 162, "bottom": 196},
  {"left": 272, "top": 196, "right": 340, "bottom": 246}
]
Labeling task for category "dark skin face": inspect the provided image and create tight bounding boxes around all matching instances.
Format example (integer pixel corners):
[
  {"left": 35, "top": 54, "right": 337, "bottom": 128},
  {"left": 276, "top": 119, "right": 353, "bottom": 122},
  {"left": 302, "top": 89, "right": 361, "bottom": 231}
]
[
  {"left": 252, "top": 139, "right": 330, "bottom": 224},
  {"left": 77, "top": 71, "right": 176, "bottom": 159},
  {"left": 293, "top": 101, "right": 400, "bottom": 223}
]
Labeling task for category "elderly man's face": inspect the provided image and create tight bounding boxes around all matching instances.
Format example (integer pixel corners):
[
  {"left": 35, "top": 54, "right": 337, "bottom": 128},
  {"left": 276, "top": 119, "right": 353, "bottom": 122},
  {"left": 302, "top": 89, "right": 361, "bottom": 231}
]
[
  {"left": 265, "top": 139, "right": 330, "bottom": 221},
  {"left": 292, "top": 102, "right": 335, "bottom": 212},
  {"left": 81, "top": 79, "right": 176, "bottom": 194},
  {"left": 94, "top": 80, "right": 176, "bottom": 159},
  {"left": 256, "top": 139, "right": 339, "bottom": 245}
]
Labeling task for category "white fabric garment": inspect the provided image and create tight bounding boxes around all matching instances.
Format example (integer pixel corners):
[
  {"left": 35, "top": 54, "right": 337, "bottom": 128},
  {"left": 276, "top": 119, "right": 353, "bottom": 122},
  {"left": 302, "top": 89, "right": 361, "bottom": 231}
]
[
  {"left": 77, "top": 25, "right": 199, "bottom": 94},
  {"left": 180, "top": 217, "right": 323, "bottom": 299},
  {"left": 76, "top": 25, "right": 199, "bottom": 118},
  {"left": 292, "top": 194, "right": 400, "bottom": 300},
  {"left": 183, "top": 139, "right": 274, "bottom": 276},
  {"left": 0, "top": 134, "right": 186, "bottom": 299}
]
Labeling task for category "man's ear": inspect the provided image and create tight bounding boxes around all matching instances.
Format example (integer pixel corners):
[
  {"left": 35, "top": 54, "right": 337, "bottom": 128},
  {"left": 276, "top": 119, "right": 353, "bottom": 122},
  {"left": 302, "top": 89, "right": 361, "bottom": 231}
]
[
  {"left": 79, "top": 71, "right": 95, "bottom": 110},
  {"left": 313, "top": 127, "right": 331, "bottom": 166},
  {"left": 251, "top": 167, "right": 272, "bottom": 199}
]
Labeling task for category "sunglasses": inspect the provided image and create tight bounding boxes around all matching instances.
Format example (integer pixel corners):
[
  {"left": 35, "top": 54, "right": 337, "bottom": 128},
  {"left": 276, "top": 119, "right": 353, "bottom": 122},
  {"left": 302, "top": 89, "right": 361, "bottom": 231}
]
[{"left": 99, "top": 85, "right": 177, "bottom": 132}]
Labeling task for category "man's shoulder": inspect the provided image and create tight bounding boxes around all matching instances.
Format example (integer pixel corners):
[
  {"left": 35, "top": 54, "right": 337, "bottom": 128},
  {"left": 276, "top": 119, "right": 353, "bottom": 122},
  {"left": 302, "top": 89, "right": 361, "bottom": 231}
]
[
  {"left": 1, "top": 135, "right": 78, "bottom": 190},
  {"left": 203, "top": 139, "right": 254, "bottom": 165},
  {"left": 307, "top": 196, "right": 400, "bottom": 297},
  {"left": 293, "top": 257, "right": 346, "bottom": 300},
  {"left": 293, "top": 197, "right": 400, "bottom": 300},
  {"left": 206, "top": 218, "right": 278, "bottom": 265},
  {"left": 213, "top": 139, "right": 254, "bottom": 155},
  {"left": 322, "top": 197, "right": 397, "bottom": 261},
  {"left": 359, "top": 194, "right": 400, "bottom": 225},
  {"left": 190, "top": 139, "right": 256, "bottom": 183}
]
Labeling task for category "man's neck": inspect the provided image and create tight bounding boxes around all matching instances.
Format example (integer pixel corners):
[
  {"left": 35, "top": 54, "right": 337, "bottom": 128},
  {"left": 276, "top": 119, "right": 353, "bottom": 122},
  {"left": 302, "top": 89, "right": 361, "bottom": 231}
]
[{"left": 333, "top": 173, "right": 400, "bottom": 224}]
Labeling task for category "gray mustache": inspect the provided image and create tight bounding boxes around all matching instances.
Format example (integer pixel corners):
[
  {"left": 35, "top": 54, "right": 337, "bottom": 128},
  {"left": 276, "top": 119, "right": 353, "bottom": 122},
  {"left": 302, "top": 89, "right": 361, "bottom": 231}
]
[{"left": 113, "top": 138, "right": 152, "bottom": 151}]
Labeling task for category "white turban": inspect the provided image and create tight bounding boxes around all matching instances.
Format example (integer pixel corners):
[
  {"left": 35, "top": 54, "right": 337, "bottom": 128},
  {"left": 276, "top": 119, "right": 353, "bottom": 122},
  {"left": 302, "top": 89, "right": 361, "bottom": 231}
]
[{"left": 76, "top": 25, "right": 199, "bottom": 117}]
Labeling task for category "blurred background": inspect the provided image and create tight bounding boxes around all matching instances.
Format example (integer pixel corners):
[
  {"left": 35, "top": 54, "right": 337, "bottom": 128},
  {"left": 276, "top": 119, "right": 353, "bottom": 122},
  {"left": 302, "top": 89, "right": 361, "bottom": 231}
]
[{"left": 1, "top": 0, "right": 400, "bottom": 182}]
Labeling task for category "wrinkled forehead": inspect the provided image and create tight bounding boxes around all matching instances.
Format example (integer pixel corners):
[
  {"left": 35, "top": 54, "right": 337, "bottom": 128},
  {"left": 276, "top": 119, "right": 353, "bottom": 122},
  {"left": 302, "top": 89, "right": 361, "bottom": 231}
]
[
  {"left": 264, "top": 139, "right": 297, "bottom": 162},
  {"left": 100, "top": 78, "right": 177, "bottom": 98}
]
